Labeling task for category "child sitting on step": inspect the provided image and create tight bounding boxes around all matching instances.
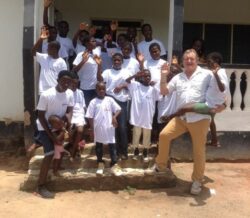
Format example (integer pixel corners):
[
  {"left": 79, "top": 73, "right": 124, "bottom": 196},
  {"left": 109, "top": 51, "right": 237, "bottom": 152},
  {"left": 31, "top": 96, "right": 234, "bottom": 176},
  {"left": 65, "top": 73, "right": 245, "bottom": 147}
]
[{"left": 48, "top": 115, "right": 70, "bottom": 176}]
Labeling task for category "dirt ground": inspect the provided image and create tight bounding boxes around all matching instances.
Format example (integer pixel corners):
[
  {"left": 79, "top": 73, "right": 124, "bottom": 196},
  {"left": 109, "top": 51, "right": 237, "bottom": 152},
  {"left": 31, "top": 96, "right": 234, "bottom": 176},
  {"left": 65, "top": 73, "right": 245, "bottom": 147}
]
[{"left": 0, "top": 155, "right": 249, "bottom": 218}]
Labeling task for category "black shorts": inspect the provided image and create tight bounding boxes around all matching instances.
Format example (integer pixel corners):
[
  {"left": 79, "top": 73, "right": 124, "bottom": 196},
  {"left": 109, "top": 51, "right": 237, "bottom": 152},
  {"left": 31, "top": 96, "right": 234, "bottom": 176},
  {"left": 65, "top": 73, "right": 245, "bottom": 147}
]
[{"left": 35, "top": 131, "right": 54, "bottom": 156}]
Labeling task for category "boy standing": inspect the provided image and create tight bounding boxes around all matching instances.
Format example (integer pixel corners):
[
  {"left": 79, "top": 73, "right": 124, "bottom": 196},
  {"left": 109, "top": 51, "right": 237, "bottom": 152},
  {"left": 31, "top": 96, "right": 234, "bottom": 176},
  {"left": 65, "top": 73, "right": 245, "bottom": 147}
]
[
  {"left": 85, "top": 82, "right": 122, "bottom": 176},
  {"left": 126, "top": 70, "right": 159, "bottom": 162},
  {"left": 32, "top": 27, "right": 67, "bottom": 94}
]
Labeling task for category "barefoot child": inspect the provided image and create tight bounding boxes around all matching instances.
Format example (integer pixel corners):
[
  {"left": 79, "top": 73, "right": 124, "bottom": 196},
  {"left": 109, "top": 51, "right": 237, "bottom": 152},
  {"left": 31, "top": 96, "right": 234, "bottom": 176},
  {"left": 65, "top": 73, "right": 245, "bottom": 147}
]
[
  {"left": 48, "top": 115, "right": 70, "bottom": 176},
  {"left": 85, "top": 82, "right": 122, "bottom": 176}
]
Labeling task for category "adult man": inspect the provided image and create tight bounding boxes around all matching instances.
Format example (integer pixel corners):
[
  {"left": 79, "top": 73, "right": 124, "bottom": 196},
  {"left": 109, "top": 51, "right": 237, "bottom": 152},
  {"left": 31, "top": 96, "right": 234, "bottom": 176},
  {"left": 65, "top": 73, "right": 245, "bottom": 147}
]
[
  {"left": 155, "top": 49, "right": 213, "bottom": 195},
  {"left": 35, "top": 70, "right": 74, "bottom": 198}
]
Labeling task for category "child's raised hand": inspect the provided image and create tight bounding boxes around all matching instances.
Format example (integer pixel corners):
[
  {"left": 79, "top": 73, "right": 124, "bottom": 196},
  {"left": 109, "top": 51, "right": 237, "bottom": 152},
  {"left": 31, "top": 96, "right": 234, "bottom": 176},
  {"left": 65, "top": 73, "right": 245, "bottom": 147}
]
[
  {"left": 40, "top": 26, "right": 49, "bottom": 39},
  {"left": 44, "top": 0, "right": 53, "bottom": 8},
  {"left": 137, "top": 53, "right": 144, "bottom": 63},
  {"left": 82, "top": 51, "right": 90, "bottom": 62},
  {"left": 112, "top": 117, "right": 118, "bottom": 128},
  {"left": 110, "top": 20, "right": 118, "bottom": 32},
  {"left": 79, "top": 22, "right": 89, "bottom": 31},
  {"left": 93, "top": 55, "right": 102, "bottom": 65},
  {"left": 161, "top": 63, "right": 170, "bottom": 75}
]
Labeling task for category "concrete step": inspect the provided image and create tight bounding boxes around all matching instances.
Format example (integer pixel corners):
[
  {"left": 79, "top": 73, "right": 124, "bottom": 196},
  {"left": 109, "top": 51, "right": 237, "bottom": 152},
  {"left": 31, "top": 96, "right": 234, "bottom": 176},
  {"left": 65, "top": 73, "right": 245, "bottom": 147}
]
[
  {"left": 29, "top": 154, "right": 156, "bottom": 170},
  {"left": 20, "top": 166, "right": 176, "bottom": 191}
]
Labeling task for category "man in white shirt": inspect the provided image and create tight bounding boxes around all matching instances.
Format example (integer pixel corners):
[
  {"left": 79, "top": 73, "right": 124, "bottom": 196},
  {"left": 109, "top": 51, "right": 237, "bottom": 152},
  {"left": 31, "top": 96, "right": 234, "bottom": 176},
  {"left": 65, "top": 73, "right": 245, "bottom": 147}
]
[
  {"left": 138, "top": 24, "right": 167, "bottom": 61},
  {"left": 154, "top": 49, "right": 213, "bottom": 195}
]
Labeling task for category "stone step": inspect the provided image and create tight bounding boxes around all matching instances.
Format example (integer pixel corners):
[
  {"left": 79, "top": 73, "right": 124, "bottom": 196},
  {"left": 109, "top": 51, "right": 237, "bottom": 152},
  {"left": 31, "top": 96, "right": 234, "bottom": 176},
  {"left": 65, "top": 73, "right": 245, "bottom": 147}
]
[
  {"left": 20, "top": 167, "right": 176, "bottom": 191},
  {"left": 29, "top": 154, "right": 156, "bottom": 170}
]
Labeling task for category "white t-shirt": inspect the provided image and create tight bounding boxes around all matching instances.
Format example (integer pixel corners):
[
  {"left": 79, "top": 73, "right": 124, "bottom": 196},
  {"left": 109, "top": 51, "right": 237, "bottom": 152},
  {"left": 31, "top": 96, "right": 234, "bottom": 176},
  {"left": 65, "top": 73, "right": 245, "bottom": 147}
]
[
  {"left": 42, "top": 41, "right": 68, "bottom": 59},
  {"left": 206, "top": 68, "right": 229, "bottom": 108},
  {"left": 75, "top": 43, "right": 86, "bottom": 55},
  {"left": 128, "top": 81, "right": 160, "bottom": 129},
  {"left": 138, "top": 39, "right": 167, "bottom": 61},
  {"left": 71, "top": 89, "right": 86, "bottom": 125},
  {"left": 102, "top": 68, "right": 131, "bottom": 102},
  {"left": 122, "top": 57, "right": 140, "bottom": 76},
  {"left": 36, "top": 87, "right": 74, "bottom": 131},
  {"left": 56, "top": 35, "right": 75, "bottom": 57},
  {"left": 35, "top": 52, "right": 67, "bottom": 94},
  {"left": 157, "top": 92, "right": 178, "bottom": 123},
  {"left": 73, "top": 48, "right": 101, "bottom": 90},
  {"left": 167, "top": 66, "right": 212, "bottom": 123},
  {"left": 144, "top": 59, "right": 167, "bottom": 87},
  {"left": 85, "top": 96, "right": 121, "bottom": 144}
]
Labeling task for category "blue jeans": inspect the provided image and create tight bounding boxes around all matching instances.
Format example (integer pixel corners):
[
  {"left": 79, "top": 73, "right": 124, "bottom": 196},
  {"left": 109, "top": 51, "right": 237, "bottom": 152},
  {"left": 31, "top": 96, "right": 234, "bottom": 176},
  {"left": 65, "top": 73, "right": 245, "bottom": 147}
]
[
  {"left": 115, "top": 100, "right": 128, "bottom": 156},
  {"left": 96, "top": 142, "right": 117, "bottom": 166},
  {"left": 82, "top": 89, "right": 97, "bottom": 107}
]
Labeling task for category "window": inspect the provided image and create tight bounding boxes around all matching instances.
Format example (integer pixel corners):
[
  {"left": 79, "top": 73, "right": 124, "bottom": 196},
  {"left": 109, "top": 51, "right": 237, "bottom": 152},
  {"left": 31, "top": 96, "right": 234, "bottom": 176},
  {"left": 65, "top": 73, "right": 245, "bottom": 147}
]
[{"left": 183, "top": 22, "right": 250, "bottom": 64}]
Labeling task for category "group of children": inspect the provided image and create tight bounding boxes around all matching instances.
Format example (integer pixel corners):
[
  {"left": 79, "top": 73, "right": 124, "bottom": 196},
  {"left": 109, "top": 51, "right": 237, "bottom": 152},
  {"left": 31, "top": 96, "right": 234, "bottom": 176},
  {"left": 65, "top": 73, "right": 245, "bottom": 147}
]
[{"left": 32, "top": 0, "right": 229, "bottom": 198}]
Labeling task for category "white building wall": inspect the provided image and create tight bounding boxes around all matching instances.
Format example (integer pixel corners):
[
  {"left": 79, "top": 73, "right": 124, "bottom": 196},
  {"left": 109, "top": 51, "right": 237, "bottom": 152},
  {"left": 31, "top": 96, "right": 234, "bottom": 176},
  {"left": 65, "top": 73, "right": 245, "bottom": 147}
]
[{"left": 0, "top": 0, "right": 24, "bottom": 121}]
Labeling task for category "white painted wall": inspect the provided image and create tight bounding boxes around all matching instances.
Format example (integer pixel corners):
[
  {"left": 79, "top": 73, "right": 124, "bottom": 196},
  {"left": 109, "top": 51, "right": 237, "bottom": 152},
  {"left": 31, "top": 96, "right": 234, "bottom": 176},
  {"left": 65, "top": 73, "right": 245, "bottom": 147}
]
[
  {"left": 184, "top": 0, "right": 250, "bottom": 24},
  {"left": 54, "top": 0, "right": 170, "bottom": 48},
  {"left": 0, "top": 0, "right": 24, "bottom": 121}
]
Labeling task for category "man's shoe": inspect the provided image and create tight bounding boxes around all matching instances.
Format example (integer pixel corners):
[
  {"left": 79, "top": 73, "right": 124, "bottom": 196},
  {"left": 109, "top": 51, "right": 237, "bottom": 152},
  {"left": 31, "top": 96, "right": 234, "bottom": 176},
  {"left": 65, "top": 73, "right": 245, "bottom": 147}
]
[
  {"left": 132, "top": 147, "right": 139, "bottom": 160},
  {"left": 96, "top": 162, "right": 105, "bottom": 175},
  {"left": 110, "top": 164, "right": 123, "bottom": 176},
  {"left": 190, "top": 181, "right": 202, "bottom": 195},
  {"left": 36, "top": 185, "right": 54, "bottom": 199}
]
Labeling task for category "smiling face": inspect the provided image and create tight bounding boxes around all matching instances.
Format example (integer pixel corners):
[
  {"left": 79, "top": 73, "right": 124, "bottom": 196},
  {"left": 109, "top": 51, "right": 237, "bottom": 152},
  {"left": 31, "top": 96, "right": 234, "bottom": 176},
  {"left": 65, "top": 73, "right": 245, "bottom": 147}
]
[
  {"left": 57, "top": 75, "right": 72, "bottom": 92},
  {"left": 112, "top": 54, "right": 123, "bottom": 70},
  {"left": 182, "top": 49, "right": 198, "bottom": 76}
]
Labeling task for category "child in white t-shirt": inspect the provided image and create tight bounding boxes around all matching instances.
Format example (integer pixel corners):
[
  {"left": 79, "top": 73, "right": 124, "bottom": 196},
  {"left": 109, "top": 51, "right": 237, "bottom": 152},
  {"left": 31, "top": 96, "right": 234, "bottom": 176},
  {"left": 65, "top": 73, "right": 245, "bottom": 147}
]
[
  {"left": 126, "top": 70, "right": 160, "bottom": 162},
  {"left": 72, "top": 35, "right": 102, "bottom": 107},
  {"left": 121, "top": 42, "right": 140, "bottom": 75},
  {"left": 32, "top": 27, "right": 67, "bottom": 94},
  {"left": 85, "top": 82, "right": 122, "bottom": 176},
  {"left": 138, "top": 24, "right": 167, "bottom": 61},
  {"left": 69, "top": 73, "right": 86, "bottom": 159}
]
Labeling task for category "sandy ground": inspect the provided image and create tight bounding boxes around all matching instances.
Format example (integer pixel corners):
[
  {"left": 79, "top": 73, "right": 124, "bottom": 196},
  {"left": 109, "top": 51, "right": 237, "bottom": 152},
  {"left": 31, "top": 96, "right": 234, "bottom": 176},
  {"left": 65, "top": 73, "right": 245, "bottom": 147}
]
[{"left": 0, "top": 155, "right": 250, "bottom": 218}]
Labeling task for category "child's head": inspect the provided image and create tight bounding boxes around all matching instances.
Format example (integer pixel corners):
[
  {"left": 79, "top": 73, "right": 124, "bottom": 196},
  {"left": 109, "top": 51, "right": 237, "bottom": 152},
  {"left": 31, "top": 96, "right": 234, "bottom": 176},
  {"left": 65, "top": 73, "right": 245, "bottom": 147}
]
[
  {"left": 78, "top": 30, "right": 89, "bottom": 45},
  {"left": 126, "top": 26, "right": 137, "bottom": 41},
  {"left": 48, "top": 26, "right": 58, "bottom": 41},
  {"left": 96, "top": 81, "right": 106, "bottom": 99},
  {"left": 121, "top": 42, "right": 132, "bottom": 58},
  {"left": 141, "top": 24, "right": 152, "bottom": 41},
  {"left": 69, "top": 72, "right": 79, "bottom": 92},
  {"left": 57, "top": 21, "right": 69, "bottom": 37},
  {"left": 48, "top": 115, "right": 64, "bottom": 130},
  {"left": 191, "top": 38, "right": 205, "bottom": 57},
  {"left": 47, "top": 41, "right": 60, "bottom": 58},
  {"left": 57, "top": 70, "right": 73, "bottom": 92},
  {"left": 83, "top": 35, "right": 96, "bottom": 51},
  {"left": 112, "top": 53, "right": 123, "bottom": 70},
  {"left": 149, "top": 43, "right": 161, "bottom": 60},
  {"left": 206, "top": 52, "right": 223, "bottom": 70},
  {"left": 117, "top": 33, "right": 128, "bottom": 48},
  {"left": 140, "top": 69, "right": 151, "bottom": 86}
]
